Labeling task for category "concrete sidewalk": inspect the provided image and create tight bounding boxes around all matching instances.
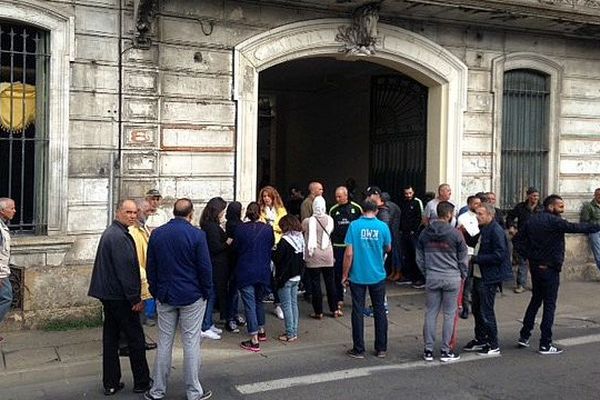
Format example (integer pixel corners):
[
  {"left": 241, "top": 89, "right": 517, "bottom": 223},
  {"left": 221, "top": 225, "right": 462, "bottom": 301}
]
[{"left": 1, "top": 280, "right": 600, "bottom": 388}]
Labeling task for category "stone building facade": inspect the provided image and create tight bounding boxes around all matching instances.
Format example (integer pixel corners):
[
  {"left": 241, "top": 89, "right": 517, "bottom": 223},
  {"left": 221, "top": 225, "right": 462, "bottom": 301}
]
[{"left": 1, "top": 0, "right": 599, "bottom": 326}]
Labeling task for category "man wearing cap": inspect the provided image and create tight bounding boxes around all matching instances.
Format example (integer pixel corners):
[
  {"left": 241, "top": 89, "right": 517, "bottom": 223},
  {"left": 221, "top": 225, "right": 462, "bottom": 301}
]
[
  {"left": 145, "top": 189, "right": 169, "bottom": 231},
  {"left": 506, "top": 187, "right": 543, "bottom": 294},
  {"left": 580, "top": 188, "right": 600, "bottom": 272},
  {"left": 423, "top": 184, "right": 456, "bottom": 227}
]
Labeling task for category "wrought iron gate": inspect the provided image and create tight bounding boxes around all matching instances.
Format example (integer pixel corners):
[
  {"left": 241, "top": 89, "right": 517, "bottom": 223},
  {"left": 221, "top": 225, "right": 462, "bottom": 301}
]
[
  {"left": 501, "top": 69, "right": 550, "bottom": 209},
  {"left": 0, "top": 22, "right": 49, "bottom": 233},
  {"left": 370, "top": 75, "right": 428, "bottom": 200}
]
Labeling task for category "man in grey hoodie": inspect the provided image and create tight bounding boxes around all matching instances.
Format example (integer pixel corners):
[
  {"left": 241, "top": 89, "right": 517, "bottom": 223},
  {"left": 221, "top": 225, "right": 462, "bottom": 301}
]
[{"left": 416, "top": 201, "right": 468, "bottom": 362}]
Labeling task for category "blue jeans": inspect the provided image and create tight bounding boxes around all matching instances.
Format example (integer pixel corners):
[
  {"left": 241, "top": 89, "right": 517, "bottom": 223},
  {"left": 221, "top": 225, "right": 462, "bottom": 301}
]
[
  {"left": 201, "top": 286, "right": 216, "bottom": 331},
  {"left": 589, "top": 231, "right": 600, "bottom": 271},
  {"left": 520, "top": 265, "right": 560, "bottom": 348},
  {"left": 277, "top": 280, "right": 299, "bottom": 338},
  {"left": 471, "top": 278, "right": 499, "bottom": 348},
  {"left": 150, "top": 298, "right": 207, "bottom": 400},
  {"left": 350, "top": 279, "right": 387, "bottom": 353},
  {"left": 144, "top": 299, "right": 156, "bottom": 319},
  {"left": 239, "top": 284, "right": 266, "bottom": 336},
  {"left": 0, "top": 277, "right": 12, "bottom": 323},
  {"left": 516, "top": 254, "right": 528, "bottom": 287}
]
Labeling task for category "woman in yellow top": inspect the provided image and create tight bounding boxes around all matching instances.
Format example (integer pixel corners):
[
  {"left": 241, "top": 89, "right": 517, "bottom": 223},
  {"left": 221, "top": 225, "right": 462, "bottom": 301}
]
[
  {"left": 258, "top": 185, "right": 288, "bottom": 319},
  {"left": 258, "top": 186, "right": 287, "bottom": 243}
]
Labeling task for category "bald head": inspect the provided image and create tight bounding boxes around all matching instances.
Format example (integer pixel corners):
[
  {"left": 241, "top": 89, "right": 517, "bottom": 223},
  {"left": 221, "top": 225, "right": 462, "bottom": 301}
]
[
  {"left": 308, "top": 182, "right": 323, "bottom": 198},
  {"left": 116, "top": 199, "right": 137, "bottom": 227},
  {"left": 173, "top": 198, "right": 194, "bottom": 218}
]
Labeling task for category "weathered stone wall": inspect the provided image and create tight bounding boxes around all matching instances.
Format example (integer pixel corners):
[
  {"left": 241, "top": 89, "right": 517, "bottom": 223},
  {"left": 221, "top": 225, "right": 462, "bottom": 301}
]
[{"left": 2, "top": 0, "right": 599, "bottom": 327}]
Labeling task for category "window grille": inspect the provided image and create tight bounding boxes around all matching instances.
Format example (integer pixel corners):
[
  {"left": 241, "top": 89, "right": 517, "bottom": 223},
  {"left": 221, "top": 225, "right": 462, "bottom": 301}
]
[
  {"left": 500, "top": 69, "right": 550, "bottom": 209},
  {"left": 0, "top": 22, "right": 49, "bottom": 234}
]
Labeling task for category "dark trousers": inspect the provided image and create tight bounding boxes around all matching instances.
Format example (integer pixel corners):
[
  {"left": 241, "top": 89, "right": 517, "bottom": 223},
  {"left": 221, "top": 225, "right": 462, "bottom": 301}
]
[
  {"left": 471, "top": 278, "right": 499, "bottom": 348},
  {"left": 333, "top": 247, "right": 346, "bottom": 304},
  {"left": 350, "top": 280, "right": 387, "bottom": 353},
  {"left": 307, "top": 267, "right": 337, "bottom": 315},
  {"left": 520, "top": 265, "right": 560, "bottom": 347},
  {"left": 101, "top": 300, "right": 150, "bottom": 390},
  {"left": 214, "top": 263, "right": 229, "bottom": 321},
  {"left": 400, "top": 232, "right": 423, "bottom": 282}
]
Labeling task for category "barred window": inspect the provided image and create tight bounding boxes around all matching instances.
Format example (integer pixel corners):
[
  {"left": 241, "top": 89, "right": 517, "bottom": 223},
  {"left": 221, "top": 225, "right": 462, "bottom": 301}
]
[
  {"left": 500, "top": 69, "right": 550, "bottom": 209},
  {"left": 0, "top": 22, "right": 49, "bottom": 234}
]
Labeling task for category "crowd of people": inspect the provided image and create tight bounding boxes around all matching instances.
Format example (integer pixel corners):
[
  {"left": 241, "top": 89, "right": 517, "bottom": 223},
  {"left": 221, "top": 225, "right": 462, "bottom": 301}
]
[{"left": 62, "top": 181, "right": 600, "bottom": 398}]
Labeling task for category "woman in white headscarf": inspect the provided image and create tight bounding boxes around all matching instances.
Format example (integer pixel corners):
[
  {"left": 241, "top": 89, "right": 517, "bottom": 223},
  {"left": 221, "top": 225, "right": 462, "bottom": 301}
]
[{"left": 301, "top": 196, "right": 339, "bottom": 318}]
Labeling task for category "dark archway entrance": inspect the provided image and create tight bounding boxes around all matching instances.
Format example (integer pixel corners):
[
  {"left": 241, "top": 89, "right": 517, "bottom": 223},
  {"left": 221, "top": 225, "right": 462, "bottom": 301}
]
[{"left": 257, "top": 57, "right": 428, "bottom": 202}]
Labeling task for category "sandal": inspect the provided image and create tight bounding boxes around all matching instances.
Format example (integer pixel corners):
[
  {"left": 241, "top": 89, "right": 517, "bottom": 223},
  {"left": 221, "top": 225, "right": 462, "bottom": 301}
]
[{"left": 309, "top": 313, "right": 324, "bottom": 320}]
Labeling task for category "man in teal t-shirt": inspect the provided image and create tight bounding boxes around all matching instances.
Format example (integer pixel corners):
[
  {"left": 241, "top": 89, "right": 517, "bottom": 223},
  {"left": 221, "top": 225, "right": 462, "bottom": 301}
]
[{"left": 342, "top": 199, "right": 391, "bottom": 359}]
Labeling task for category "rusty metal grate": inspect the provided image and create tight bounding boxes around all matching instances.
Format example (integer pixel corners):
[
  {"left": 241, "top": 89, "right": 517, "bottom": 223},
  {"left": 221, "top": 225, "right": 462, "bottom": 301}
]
[{"left": 9, "top": 265, "right": 24, "bottom": 310}]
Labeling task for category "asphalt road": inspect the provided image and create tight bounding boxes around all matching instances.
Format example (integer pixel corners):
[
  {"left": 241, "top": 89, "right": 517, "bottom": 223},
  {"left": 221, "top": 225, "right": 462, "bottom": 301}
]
[{"left": 4, "top": 324, "right": 600, "bottom": 400}]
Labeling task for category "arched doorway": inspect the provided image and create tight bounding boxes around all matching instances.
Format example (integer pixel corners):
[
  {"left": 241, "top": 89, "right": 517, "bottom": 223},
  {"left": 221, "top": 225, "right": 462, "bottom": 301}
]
[
  {"left": 233, "top": 19, "right": 467, "bottom": 204},
  {"left": 257, "top": 57, "right": 429, "bottom": 202}
]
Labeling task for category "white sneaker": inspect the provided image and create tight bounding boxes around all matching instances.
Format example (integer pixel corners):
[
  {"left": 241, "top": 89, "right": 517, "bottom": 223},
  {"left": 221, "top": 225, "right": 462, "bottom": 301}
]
[
  {"left": 273, "top": 305, "right": 284, "bottom": 320},
  {"left": 209, "top": 325, "right": 223, "bottom": 334},
  {"left": 201, "top": 329, "right": 221, "bottom": 340}
]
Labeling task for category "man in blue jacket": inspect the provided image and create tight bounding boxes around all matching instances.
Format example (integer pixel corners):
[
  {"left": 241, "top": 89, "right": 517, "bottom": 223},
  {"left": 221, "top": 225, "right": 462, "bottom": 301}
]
[
  {"left": 145, "top": 198, "right": 213, "bottom": 400},
  {"left": 463, "top": 204, "right": 512, "bottom": 356},
  {"left": 516, "top": 194, "right": 600, "bottom": 355}
]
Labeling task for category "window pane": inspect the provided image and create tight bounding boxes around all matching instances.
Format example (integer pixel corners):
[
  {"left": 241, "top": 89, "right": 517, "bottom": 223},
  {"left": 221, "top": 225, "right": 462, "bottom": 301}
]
[
  {"left": 501, "top": 69, "right": 550, "bottom": 209},
  {"left": 0, "top": 22, "right": 48, "bottom": 233}
]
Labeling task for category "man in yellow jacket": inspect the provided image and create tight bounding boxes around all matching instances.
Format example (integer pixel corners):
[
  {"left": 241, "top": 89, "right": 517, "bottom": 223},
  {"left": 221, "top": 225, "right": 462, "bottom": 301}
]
[{"left": 129, "top": 199, "right": 156, "bottom": 326}]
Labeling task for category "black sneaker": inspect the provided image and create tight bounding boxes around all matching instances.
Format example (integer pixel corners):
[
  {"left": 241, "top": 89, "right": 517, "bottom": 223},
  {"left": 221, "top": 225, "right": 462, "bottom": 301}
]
[
  {"left": 199, "top": 390, "right": 213, "bottom": 400},
  {"left": 477, "top": 345, "right": 500, "bottom": 356},
  {"left": 376, "top": 351, "right": 386, "bottom": 358},
  {"left": 262, "top": 293, "right": 275, "bottom": 303},
  {"left": 463, "top": 339, "right": 485, "bottom": 352},
  {"left": 459, "top": 305, "right": 469, "bottom": 320},
  {"left": 346, "top": 348, "right": 365, "bottom": 359},
  {"left": 133, "top": 379, "right": 153, "bottom": 394},
  {"left": 240, "top": 340, "right": 260, "bottom": 352},
  {"left": 225, "top": 321, "right": 240, "bottom": 333},
  {"left": 143, "top": 391, "right": 161, "bottom": 400},
  {"left": 235, "top": 315, "right": 247, "bottom": 327},
  {"left": 411, "top": 281, "right": 426, "bottom": 289},
  {"left": 423, "top": 349, "right": 434, "bottom": 362},
  {"left": 440, "top": 351, "right": 460, "bottom": 362},
  {"left": 104, "top": 382, "right": 124, "bottom": 396},
  {"left": 517, "top": 337, "right": 530, "bottom": 348},
  {"left": 257, "top": 331, "right": 267, "bottom": 342},
  {"left": 539, "top": 344, "right": 563, "bottom": 355}
]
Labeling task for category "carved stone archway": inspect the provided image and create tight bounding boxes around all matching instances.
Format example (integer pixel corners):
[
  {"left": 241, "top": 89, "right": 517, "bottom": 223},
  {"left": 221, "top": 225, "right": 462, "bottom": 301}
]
[{"left": 233, "top": 19, "right": 467, "bottom": 204}]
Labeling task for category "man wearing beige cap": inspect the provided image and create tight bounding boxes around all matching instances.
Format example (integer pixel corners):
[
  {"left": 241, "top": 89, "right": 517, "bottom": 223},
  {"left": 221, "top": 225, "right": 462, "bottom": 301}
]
[{"left": 145, "top": 189, "right": 169, "bottom": 231}]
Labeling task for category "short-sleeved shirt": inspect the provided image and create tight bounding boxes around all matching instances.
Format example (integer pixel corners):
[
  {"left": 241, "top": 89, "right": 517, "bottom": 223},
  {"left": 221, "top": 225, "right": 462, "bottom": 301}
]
[
  {"left": 424, "top": 198, "right": 457, "bottom": 226},
  {"left": 344, "top": 216, "right": 391, "bottom": 284}
]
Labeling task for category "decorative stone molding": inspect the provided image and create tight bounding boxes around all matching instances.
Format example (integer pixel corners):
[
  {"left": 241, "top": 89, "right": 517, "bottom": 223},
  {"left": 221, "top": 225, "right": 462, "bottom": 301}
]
[
  {"left": 335, "top": 2, "right": 381, "bottom": 56},
  {"left": 134, "top": 0, "right": 159, "bottom": 49},
  {"left": 233, "top": 19, "right": 468, "bottom": 204},
  {"left": 0, "top": 0, "right": 74, "bottom": 235},
  {"left": 490, "top": 52, "right": 563, "bottom": 205}
]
